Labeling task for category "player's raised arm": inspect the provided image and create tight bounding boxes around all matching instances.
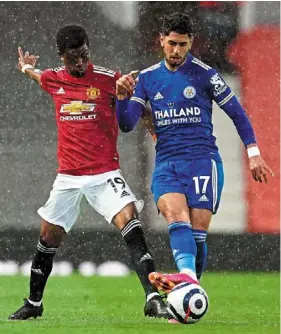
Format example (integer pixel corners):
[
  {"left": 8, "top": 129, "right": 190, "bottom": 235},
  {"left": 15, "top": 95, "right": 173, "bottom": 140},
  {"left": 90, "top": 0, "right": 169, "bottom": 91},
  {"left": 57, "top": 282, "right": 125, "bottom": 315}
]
[
  {"left": 208, "top": 70, "right": 274, "bottom": 184},
  {"left": 115, "top": 71, "right": 145, "bottom": 132},
  {"left": 18, "top": 47, "right": 42, "bottom": 84}
]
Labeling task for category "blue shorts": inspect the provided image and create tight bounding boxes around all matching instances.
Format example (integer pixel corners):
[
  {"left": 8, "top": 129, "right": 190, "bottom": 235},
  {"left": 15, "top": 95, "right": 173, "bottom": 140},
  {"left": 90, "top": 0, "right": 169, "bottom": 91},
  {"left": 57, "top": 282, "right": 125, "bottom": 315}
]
[{"left": 151, "top": 159, "right": 224, "bottom": 214}]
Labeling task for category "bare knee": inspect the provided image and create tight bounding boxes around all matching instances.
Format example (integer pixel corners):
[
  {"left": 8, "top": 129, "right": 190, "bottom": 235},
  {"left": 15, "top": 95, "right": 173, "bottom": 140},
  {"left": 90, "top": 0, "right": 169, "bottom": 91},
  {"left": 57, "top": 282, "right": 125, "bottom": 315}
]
[
  {"left": 190, "top": 208, "right": 212, "bottom": 231},
  {"left": 113, "top": 202, "right": 138, "bottom": 230},
  {"left": 40, "top": 220, "right": 65, "bottom": 247},
  {"left": 192, "top": 221, "right": 209, "bottom": 231},
  {"left": 157, "top": 193, "right": 190, "bottom": 224},
  {"left": 162, "top": 209, "right": 190, "bottom": 224}
]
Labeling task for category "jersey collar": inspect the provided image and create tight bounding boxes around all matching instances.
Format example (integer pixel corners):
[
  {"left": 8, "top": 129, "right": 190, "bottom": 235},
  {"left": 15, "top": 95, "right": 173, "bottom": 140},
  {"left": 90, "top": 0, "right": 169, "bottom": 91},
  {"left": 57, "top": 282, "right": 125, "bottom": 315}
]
[
  {"left": 63, "top": 63, "right": 94, "bottom": 82},
  {"left": 161, "top": 53, "right": 193, "bottom": 73}
]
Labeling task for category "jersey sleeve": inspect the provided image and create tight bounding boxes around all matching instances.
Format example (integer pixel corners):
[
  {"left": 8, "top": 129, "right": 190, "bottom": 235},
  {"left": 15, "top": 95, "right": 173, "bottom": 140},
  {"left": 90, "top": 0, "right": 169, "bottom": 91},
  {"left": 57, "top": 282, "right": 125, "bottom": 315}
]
[
  {"left": 110, "top": 71, "right": 122, "bottom": 96},
  {"left": 129, "top": 72, "right": 148, "bottom": 109},
  {"left": 40, "top": 69, "right": 53, "bottom": 94},
  {"left": 116, "top": 73, "right": 147, "bottom": 132},
  {"left": 207, "top": 69, "right": 257, "bottom": 147},
  {"left": 207, "top": 69, "right": 234, "bottom": 107}
]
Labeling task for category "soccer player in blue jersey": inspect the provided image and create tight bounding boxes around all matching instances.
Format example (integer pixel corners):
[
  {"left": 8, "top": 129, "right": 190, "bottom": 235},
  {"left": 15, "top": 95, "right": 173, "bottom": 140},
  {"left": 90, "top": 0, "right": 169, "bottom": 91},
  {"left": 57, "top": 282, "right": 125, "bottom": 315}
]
[{"left": 115, "top": 13, "right": 273, "bottom": 292}]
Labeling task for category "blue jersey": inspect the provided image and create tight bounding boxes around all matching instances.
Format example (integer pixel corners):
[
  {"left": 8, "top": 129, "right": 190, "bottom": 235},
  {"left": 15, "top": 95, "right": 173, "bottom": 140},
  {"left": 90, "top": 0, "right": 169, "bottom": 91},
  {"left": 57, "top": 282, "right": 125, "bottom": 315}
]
[
  {"left": 130, "top": 54, "right": 239, "bottom": 163},
  {"left": 116, "top": 54, "right": 256, "bottom": 212}
]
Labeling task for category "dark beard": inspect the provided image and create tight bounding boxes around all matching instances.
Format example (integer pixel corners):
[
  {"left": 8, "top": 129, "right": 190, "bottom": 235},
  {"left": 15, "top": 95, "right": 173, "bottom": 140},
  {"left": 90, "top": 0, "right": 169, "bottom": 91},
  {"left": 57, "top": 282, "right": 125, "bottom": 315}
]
[
  {"left": 165, "top": 55, "right": 187, "bottom": 68},
  {"left": 70, "top": 71, "right": 85, "bottom": 77}
]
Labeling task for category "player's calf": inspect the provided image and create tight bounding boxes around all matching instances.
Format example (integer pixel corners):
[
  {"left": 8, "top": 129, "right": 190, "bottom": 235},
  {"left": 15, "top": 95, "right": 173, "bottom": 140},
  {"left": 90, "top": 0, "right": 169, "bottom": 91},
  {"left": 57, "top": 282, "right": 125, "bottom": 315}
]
[
  {"left": 8, "top": 235, "right": 59, "bottom": 321},
  {"left": 120, "top": 218, "right": 159, "bottom": 299},
  {"left": 29, "top": 237, "right": 58, "bottom": 303},
  {"left": 192, "top": 229, "right": 208, "bottom": 280}
]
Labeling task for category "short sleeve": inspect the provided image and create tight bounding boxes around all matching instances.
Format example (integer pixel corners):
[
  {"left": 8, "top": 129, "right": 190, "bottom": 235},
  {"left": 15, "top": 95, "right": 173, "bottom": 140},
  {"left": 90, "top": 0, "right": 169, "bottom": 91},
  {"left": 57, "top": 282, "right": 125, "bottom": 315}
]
[
  {"left": 40, "top": 69, "right": 53, "bottom": 94},
  {"left": 110, "top": 71, "right": 122, "bottom": 96}
]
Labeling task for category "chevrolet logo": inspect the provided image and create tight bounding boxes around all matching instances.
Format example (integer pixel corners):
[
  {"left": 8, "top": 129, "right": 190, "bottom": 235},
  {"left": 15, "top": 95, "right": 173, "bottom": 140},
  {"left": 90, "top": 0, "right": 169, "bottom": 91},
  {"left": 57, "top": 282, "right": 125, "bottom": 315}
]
[{"left": 60, "top": 101, "right": 96, "bottom": 115}]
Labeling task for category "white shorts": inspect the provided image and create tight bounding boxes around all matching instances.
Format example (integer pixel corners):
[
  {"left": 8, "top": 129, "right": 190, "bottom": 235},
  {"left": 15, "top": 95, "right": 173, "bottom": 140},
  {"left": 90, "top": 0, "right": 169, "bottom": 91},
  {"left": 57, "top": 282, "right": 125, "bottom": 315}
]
[{"left": 38, "top": 170, "right": 144, "bottom": 233}]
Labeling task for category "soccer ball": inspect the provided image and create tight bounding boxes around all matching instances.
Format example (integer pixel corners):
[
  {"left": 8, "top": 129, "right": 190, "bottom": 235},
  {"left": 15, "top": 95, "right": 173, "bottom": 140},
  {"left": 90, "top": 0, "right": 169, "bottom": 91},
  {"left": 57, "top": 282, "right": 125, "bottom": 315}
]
[{"left": 166, "top": 282, "right": 209, "bottom": 324}]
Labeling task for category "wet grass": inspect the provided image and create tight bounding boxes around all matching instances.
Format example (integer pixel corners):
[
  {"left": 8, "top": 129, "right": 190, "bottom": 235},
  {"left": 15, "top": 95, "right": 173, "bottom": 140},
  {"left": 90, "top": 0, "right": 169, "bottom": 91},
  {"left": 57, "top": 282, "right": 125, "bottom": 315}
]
[{"left": 0, "top": 272, "right": 279, "bottom": 334}]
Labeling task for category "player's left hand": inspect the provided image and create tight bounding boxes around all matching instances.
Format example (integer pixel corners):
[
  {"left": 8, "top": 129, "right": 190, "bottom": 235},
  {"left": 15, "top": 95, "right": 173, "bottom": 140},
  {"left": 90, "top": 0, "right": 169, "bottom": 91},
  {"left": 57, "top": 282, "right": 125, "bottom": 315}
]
[{"left": 249, "top": 155, "right": 274, "bottom": 184}]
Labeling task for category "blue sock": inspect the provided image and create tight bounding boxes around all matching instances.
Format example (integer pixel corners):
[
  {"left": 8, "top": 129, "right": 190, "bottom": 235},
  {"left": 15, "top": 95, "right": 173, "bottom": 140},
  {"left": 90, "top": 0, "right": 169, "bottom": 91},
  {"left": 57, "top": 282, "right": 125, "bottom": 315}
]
[
  {"left": 168, "top": 222, "right": 197, "bottom": 274},
  {"left": 192, "top": 229, "right": 208, "bottom": 280}
]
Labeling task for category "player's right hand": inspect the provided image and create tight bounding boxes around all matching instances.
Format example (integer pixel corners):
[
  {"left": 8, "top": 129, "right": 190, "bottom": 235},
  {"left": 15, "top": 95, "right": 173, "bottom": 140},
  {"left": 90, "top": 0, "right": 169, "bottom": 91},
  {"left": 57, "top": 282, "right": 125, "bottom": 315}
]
[
  {"left": 116, "top": 70, "right": 139, "bottom": 100},
  {"left": 18, "top": 47, "right": 39, "bottom": 72}
]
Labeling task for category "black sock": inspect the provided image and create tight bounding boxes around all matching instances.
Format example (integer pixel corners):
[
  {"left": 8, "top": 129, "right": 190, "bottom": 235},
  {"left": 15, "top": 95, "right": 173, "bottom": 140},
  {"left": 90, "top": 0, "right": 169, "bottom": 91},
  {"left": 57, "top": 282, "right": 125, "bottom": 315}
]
[
  {"left": 121, "top": 219, "right": 158, "bottom": 297},
  {"left": 29, "top": 237, "right": 58, "bottom": 302}
]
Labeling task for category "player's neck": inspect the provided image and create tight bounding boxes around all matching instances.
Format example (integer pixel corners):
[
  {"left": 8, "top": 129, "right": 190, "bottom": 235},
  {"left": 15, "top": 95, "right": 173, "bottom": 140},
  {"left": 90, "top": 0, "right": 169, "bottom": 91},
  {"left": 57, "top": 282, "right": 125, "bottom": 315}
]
[
  {"left": 65, "top": 62, "right": 91, "bottom": 78},
  {"left": 164, "top": 57, "right": 187, "bottom": 72}
]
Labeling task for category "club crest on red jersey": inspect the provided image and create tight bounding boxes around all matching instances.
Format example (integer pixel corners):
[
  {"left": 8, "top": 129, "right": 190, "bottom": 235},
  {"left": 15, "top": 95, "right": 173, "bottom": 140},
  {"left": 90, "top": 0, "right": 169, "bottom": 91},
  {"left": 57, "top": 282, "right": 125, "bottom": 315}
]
[{"left": 86, "top": 87, "right": 100, "bottom": 100}]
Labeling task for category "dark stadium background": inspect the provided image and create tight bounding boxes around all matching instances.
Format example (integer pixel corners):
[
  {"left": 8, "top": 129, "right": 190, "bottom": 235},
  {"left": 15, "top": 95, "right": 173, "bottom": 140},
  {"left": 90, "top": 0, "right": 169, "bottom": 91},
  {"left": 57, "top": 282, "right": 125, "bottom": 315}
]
[{"left": 0, "top": 1, "right": 279, "bottom": 275}]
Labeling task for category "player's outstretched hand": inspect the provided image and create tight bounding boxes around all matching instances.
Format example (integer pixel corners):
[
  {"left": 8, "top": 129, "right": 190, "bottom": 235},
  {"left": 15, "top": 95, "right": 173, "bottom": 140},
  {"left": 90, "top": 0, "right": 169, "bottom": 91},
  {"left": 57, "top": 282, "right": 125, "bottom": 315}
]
[
  {"left": 249, "top": 155, "right": 274, "bottom": 184},
  {"left": 116, "top": 70, "right": 139, "bottom": 100},
  {"left": 18, "top": 47, "right": 39, "bottom": 72}
]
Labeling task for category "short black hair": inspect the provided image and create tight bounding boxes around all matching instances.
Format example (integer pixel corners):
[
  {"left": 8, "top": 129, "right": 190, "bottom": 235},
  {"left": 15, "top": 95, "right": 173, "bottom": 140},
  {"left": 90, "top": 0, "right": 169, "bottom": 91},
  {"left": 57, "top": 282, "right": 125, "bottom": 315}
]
[
  {"left": 56, "top": 25, "right": 89, "bottom": 56},
  {"left": 161, "top": 13, "right": 193, "bottom": 36}
]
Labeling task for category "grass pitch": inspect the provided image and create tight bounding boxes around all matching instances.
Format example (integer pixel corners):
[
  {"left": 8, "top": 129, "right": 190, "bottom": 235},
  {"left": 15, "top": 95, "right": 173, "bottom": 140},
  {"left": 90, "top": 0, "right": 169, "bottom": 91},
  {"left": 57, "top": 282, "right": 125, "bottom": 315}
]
[{"left": 0, "top": 272, "right": 279, "bottom": 334}]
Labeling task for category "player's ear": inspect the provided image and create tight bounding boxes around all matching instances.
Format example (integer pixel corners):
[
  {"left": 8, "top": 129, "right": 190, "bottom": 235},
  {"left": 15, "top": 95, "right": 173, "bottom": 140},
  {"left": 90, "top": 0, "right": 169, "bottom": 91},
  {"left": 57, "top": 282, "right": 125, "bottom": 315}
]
[
  {"left": 189, "top": 34, "right": 194, "bottom": 48},
  {"left": 160, "top": 34, "right": 165, "bottom": 47},
  {"left": 57, "top": 51, "right": 64, "bottom": 60}
]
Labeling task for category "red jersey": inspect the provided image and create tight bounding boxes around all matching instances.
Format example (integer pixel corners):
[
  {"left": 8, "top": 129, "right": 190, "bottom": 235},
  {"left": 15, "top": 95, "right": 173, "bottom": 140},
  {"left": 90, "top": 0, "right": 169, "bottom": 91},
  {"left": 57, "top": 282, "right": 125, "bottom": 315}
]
[{"left": 40, "top": 63, "right": 121, "bottom": 175}]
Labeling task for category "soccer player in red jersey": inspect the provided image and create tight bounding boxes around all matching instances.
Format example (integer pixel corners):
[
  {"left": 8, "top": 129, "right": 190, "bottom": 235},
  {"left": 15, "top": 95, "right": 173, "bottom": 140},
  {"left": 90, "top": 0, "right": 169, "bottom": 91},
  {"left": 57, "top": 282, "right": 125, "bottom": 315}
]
[{"left": 8, "top": 25, "right": 169, "bottom": 321}]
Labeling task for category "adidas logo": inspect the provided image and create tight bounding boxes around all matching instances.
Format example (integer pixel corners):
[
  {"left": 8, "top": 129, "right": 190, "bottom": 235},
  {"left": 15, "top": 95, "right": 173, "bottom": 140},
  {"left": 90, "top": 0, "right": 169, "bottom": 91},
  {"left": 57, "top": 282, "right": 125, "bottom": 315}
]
[
  {"left": 31, "top": 268, "right": 44, "bottom": 276},
  {"left": 198, "top": 195, "right": 209, "bottom": 202},
  {"left": 140, "top": 253, "right": 153, "bottom": 262},
  {"left": 154, "top": 92, "right": 163, "bottom": 100},
  {"left": 173, "top": 249, "right": 179, "bottom": 256},
  {"left": 57, "top": 87, "right": 65, "bottom": 94},
  {"left": 121, "top": 190, "right": 130, "bottom": 198}
]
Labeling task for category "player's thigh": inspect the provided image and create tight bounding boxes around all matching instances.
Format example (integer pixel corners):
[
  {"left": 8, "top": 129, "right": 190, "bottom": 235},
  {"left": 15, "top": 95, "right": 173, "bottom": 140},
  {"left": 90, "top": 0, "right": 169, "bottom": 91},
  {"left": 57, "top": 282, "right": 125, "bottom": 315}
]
[
  {"left": 37, "top": 174, "right": 83, "bottom": 233},
  {"left": 186, "top": 159, "right": 224, "bottom": 215},
  {"left": 84, "top": 170, "right": 143, "bottom": 224},
  {"left": 152, "top": 161, "right": 189, "bottom": 222},
  {"left": 157, "top": 192, "right": 190, "bottom": 223}
]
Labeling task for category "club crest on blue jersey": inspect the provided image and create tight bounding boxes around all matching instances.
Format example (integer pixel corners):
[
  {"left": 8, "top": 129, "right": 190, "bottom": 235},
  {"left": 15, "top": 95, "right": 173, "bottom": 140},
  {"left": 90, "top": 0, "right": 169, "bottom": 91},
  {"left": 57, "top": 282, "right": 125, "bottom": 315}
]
[{"left": 183, "top": 86, "right": 196, "bottom": 99}]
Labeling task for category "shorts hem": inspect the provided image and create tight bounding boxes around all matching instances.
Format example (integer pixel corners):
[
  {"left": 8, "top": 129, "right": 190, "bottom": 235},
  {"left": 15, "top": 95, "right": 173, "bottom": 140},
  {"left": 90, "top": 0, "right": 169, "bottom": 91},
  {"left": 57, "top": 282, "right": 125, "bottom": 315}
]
[
  {"left": 153, "top": 189, "right": 186, "bottom": 206},
  {"left": 37, "top": 208, "right": 70, "bottom": 233},
  {"left": 187, "top": 204, "right": 218, "bottom": 214},
  {"left": 106, "top": 199, "right": 144, "bottom": 223}
]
